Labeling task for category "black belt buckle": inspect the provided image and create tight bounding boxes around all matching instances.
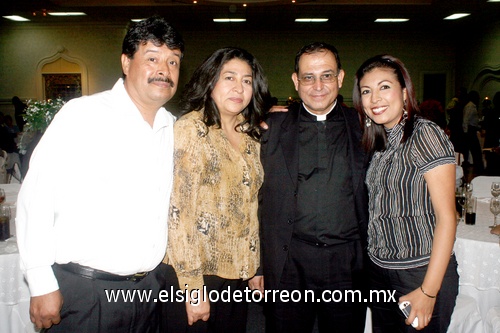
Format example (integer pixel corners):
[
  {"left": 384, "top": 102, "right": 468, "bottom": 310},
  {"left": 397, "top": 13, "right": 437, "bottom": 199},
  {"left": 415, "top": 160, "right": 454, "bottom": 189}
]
[{"left": 128, "top": 271, "right": 149, "bottom": 282}]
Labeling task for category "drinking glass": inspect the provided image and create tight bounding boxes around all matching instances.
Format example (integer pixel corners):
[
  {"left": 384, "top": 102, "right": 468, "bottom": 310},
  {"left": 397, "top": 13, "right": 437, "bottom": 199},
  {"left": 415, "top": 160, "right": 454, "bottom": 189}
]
[
  {"left": 490, "top": 197, "right": 500, "bottom": 228},
  {"left": 465, "top": 196, "right": 477, "bottom": 225},
  {"left": 456, "top": 189, "right": 466, "bottom": 224},
  {"left": 465, "top": 182, "right": 473, "bottom": 198},
  {"left": 0, "top": 204, "right": 11, "bottom": 241},
  {"left": 491, "top": 182, "right": 500, "bottom": 198}
]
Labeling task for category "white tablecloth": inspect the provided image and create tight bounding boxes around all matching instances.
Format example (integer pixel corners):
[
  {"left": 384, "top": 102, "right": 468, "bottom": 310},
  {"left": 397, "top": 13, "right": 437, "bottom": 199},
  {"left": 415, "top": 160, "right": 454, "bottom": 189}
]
[
  {"left": 455, "top": 199, "right": 500, "bottom": 291},
  {"left": 451, "top": 198, "right": 500, "bottom": 332},
  {"left": 0, "top": 184, "right": 37, "bottom": 333}
]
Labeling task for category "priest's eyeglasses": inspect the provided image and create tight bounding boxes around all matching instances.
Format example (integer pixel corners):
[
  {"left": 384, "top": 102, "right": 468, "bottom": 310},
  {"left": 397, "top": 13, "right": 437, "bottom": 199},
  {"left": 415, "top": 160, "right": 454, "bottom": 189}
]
[{"left": 298, "top": 72, "right": 339, "bottom": 86}]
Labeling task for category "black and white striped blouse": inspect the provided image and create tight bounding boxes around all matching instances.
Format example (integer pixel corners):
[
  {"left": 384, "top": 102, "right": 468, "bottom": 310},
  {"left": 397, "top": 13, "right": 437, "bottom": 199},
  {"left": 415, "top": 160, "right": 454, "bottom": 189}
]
[{"left": 366, "top": 117, "right": 456, "bottom": 269}]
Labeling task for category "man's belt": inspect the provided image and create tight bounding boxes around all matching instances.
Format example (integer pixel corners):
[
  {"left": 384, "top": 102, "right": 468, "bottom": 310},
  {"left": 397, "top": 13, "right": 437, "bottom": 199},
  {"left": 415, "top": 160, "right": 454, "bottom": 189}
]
[{"left": 56, "top": 263, "right": 149, "bottom": 282}]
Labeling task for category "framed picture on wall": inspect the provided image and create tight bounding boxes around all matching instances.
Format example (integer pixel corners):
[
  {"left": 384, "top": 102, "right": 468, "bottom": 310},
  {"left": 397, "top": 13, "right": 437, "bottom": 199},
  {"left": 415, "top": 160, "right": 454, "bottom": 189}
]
[{"left": 43, "top": 73, "right": 82, "bottom": 102}]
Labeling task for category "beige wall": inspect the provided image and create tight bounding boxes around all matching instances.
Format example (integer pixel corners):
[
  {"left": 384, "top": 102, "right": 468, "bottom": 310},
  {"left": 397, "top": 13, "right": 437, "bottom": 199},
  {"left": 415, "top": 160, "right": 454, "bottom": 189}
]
[
  {"left": 172, "top": 29, "right": 460, "bottom": 112},
  {"left": 1, "top": 21, "right": 499, "bottom": 119},
  {"left": 459, "top": 21, "right": 500, "bottom": 102}
]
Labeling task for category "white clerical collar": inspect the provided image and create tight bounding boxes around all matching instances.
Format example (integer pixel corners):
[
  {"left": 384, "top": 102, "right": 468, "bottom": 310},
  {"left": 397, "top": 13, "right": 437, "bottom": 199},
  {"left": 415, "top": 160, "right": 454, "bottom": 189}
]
[{"left": 302, "top": 100, "right": 337, "bottom": 121}]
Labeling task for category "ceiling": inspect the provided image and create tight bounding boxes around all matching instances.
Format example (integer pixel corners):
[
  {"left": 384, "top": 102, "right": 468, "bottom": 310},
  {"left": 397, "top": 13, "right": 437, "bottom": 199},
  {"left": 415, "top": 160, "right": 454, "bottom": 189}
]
[{"left": 1, "top": 0, "right": 499, "bottom": 32}]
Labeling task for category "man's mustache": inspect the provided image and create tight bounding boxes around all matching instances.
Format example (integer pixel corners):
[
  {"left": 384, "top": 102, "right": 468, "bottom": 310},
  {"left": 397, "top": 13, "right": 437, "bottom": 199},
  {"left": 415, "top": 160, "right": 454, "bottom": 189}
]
[{"left": 148, "top": 77, "right": 175, "bottom": 87}]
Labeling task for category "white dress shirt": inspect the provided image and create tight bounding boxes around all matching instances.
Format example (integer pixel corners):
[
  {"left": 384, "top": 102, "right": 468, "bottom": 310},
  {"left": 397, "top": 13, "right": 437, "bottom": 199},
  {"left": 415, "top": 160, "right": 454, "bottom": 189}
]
[{"left": 16, "top": 79, "right": 175, "bottom": 297}]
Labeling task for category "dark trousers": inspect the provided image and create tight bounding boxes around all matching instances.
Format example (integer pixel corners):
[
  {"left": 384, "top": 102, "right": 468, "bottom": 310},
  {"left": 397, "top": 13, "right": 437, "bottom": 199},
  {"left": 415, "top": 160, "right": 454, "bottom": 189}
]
[
  {"left": 266, "top": 238, "right": 367, "bottom": 333},
  {"left": 48, "top": 263, "right": 168, "bottom": 333},
  {"left": 463, "top": 127, "right": 484, "bottom": 172},
  {"left": 369, "top": 255, "right": 459, "bottom": 333},
  {"left": 161, "top": 264, "right": 249, "bottom": 333}
]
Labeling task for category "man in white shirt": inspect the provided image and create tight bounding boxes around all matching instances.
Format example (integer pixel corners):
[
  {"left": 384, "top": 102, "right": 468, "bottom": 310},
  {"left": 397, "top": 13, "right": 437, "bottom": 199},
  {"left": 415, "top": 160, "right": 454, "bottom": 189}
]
[{"left": 16, "top": 16, "right": 184, "bottom": 332}]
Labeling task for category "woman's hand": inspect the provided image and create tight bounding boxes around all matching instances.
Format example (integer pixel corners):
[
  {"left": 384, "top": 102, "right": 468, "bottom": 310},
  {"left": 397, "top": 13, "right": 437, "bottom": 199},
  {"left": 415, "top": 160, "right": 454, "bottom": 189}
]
[
  {"left": 248, "top": 275, "right": 264, "bottom": 295},
  {"left": 399, "top": 287, "right": 436, "bottom": 330},
  {"left": 490, "top": 224, "right": 500, "bottom": 235},
  {"left": 186, "top": 294, "right": 210, "bottom": 325}
]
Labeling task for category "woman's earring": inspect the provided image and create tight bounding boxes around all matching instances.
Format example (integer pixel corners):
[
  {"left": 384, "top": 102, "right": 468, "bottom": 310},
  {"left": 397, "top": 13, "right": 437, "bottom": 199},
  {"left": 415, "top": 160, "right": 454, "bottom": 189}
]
[
  {"left": 365, "top": 117, "right": 372, "bottom": 128},
  {"left": 402, "top": 108, "right": 408, "bottom": 120}
]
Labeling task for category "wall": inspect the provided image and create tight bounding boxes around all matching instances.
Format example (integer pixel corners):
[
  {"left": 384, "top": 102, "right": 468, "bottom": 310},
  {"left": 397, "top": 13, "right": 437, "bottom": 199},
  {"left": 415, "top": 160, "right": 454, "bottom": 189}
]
[
  {"left": 459, "top": 21, "right": 500, "bottom": 102},
  {"left": 1, "top": 20, "right": 498, "bottom": 119},
  {"left": 175, "top": 28, "right": 457, "bottom": 111},
  {"left": 0, "top": 23, "right": 125, "bottom": 118}
]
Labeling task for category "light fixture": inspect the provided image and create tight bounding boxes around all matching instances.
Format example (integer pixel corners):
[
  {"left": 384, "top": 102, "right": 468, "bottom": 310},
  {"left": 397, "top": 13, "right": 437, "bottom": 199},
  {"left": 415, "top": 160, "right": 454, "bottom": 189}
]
[
  {"left": 131, "top": 18, "right": 146, "bottom": 22},
  {"left": 444, "top": 13, "right": 470, "bottom": 20},
  {"left": 32, "top": 9, "right": 47, "bottom": 17},
  {"left": 47, "top": 12, "right": 87, "bottom": 16},
  {"left": 375, "top": 18, "right": 409, "bottom": 22},
  {"left": 213, "top": 18, "right": 246, "bottom": 22},
  {"left": 487, "top": 0, "right": 500, "bottom": 2},
  {"left": 3, "top": 15, "right": 30, "bottom": 22},
  {"left": 295, "top": 18, "right": 329, "bottom": 23}
]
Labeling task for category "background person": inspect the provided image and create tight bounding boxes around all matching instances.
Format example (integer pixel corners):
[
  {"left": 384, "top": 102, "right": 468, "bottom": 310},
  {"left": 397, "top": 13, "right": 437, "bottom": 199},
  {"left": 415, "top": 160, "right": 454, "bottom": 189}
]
[
  {"left": 16, "top": 16, "right": 184, "bottom": 332},
  {"left": 482, "top": 92, "right": 500, "bottom": 175},
  {"left": 462, "top": 90, "right": 484, "bottom": 173},
  {"left": 446, "top": 87, "right": 467, "bottom": 157},
  {"left": 353, "top": 54, "right": 458, "bottom": 332},
  {"left": 163, "top": 47, "right": 270, "bottom": 333},
  {"left": 258, "top": 42, "right": 369, "bottom": 333},
  {"left": 419, "top": 99, "right": 446, "bottom": 131},
  {"left": 12, "top": 95, "right": 27, "bottom": 132}
]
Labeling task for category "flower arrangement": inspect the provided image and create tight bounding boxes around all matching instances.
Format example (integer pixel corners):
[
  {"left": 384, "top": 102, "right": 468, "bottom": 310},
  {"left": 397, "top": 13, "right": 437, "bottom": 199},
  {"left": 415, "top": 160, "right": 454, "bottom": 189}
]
[{"left": 17, "top": 98, "right": 65, "bottom": 154}]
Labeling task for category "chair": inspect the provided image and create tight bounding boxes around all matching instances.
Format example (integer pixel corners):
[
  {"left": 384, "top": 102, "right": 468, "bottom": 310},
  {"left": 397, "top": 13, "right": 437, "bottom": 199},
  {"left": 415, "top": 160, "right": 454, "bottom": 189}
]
[
  {"left": 0, "top": 150, "right": 8, "bottom": 184},
  {"left": 485, "top": 307, "right": 500, "bottom": 333},
  {"left": 7, "top": 162, "right": 22, "bottom": 184},
  {"left": 448, "top": 293, "right": 484, "bottom": 333},
  {"left": 470, "top": 176, "right": 500, "bottom": 198},
  {"left": 456, "top": 165, "right": 464, "bottom": 189}
]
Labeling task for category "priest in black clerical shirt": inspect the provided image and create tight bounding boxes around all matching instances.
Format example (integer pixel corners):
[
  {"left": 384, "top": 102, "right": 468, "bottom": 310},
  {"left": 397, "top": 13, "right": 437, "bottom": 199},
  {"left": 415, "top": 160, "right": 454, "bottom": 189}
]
[{"left": 258, "top": 42, "right": 369, "bottom": 333}]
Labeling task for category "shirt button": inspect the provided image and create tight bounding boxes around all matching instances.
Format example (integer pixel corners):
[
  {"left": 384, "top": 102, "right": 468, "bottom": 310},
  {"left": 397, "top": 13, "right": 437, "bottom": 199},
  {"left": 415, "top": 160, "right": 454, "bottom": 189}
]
[
  {"left": 282, "top": 245, "right": 288, "bottom": 251},
  {"left": 287, "top": 219, "right": 293, "bottom": 225}
]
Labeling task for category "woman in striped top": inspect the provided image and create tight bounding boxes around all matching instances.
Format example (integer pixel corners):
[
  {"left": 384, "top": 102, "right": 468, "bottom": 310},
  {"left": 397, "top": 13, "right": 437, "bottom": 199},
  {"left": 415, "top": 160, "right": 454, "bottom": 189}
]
[{"left": 353, "top": 54, "right": 458, "bottom": 332}]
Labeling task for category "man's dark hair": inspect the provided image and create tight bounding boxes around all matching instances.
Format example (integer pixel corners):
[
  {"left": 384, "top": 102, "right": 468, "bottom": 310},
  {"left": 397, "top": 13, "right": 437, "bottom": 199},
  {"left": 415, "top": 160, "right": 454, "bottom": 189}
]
[
  {"left": 122, "top": 16, "right": 184, "bottom": 59},
  {"left": 294, "top": 42, "right": 342, "bottom": 74}
]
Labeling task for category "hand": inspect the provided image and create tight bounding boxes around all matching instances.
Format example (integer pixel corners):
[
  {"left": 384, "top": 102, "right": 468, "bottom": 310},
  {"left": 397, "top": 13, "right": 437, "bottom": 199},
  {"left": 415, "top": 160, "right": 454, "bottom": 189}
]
[
  {"left": 491, "top": 225, "right": 500, "bottom": 235},
  {"left": 399, "top": 288, "right": 436, "bottom": 330},
  {"left": 248, "top": 275, "right": 264, "bottom": 295},
  {"left": 186, "top": 297, "right": 210, "bottom": 325},
  {"left": 269, "top": 105, "right": 288, "bottom": 113},
  {"left": 260, "top": 105, "right": 289, "bottom": 130},
  {"left": 30, "top": 290, "right": 63, "bottom": 329}
]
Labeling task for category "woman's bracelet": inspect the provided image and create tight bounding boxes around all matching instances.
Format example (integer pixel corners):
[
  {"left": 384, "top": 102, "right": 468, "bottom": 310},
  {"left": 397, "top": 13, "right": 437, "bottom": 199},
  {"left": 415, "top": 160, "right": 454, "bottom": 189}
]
[{"left": 420, "top": 285, "right": 437, "bottom": 298}]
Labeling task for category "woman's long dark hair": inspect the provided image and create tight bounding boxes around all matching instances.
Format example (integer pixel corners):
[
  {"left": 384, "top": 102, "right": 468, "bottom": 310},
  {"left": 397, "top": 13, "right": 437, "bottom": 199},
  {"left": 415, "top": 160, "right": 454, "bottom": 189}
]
[
  {"left": 352, "top": 54, "right": 420, "bottom": 152},
  {"left": 180, "top": 47, "right": 270, "bottom": 140}
]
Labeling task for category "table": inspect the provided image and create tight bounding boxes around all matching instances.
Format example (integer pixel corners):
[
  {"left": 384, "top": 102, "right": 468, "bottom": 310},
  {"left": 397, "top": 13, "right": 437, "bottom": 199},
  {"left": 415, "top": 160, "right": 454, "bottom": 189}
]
[
  {"left": 450, "top": 197, "right": 500, "bottom": 333},
  {"left": 0, "top": 184, "right": 36, "bottom": 333}
]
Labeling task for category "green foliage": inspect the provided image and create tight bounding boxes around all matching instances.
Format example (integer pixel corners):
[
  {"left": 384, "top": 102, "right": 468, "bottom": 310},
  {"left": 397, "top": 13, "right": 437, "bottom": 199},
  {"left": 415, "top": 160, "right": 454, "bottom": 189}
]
[
  {"left": 17, "top": 98, "right": 65, "bottom": 153},
  {"left": 23, "top": 98, "right": 65, "bottom": 133}
]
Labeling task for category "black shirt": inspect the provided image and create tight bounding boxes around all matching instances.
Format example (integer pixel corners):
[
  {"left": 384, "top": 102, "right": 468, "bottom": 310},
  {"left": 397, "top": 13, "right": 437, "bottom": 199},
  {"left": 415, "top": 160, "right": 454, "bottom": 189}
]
[{"left": 293, "top": 104, "right": 359, "bottom": 245}]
